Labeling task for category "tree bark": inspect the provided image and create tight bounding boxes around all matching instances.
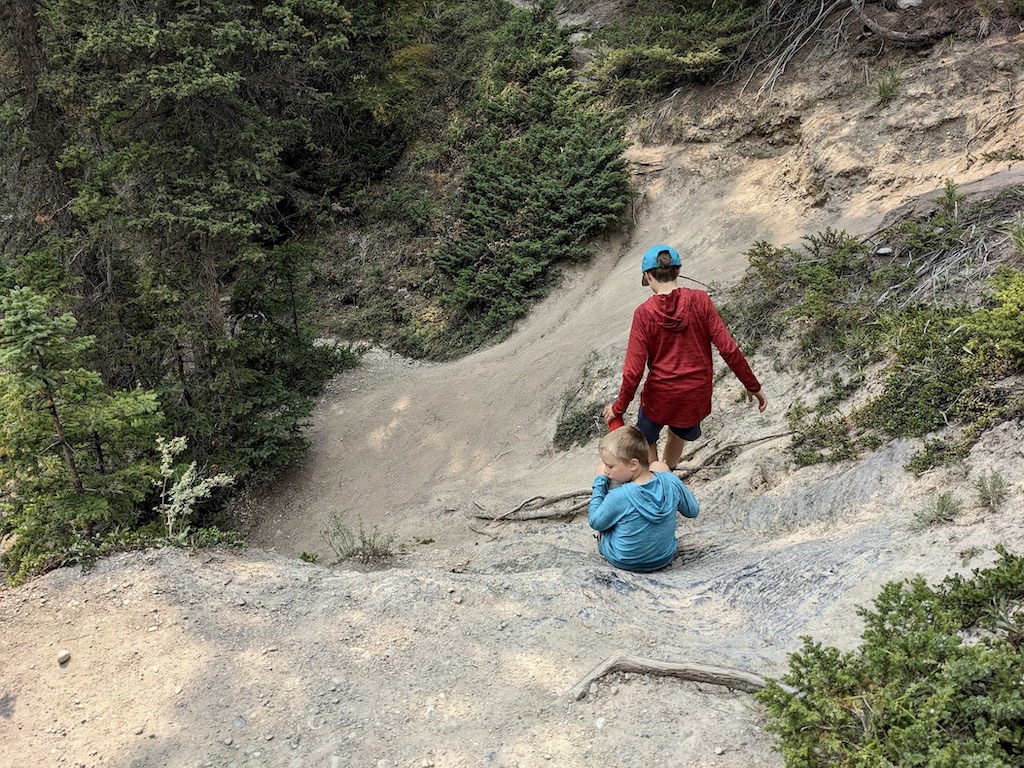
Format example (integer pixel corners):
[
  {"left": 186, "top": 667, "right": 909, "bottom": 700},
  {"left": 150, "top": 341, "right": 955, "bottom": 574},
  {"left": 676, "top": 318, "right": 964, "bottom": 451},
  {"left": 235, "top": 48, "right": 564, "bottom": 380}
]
[{"left": 44, "top": 384, "right": 84, "bottom": 494}]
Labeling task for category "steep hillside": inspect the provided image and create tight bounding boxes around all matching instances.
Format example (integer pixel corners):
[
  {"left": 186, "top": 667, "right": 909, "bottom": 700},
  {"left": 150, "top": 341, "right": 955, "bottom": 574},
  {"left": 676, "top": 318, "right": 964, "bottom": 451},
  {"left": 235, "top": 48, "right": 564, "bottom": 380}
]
[{"left": 2, "top": 9, "right": 1023, "bottom": 768}]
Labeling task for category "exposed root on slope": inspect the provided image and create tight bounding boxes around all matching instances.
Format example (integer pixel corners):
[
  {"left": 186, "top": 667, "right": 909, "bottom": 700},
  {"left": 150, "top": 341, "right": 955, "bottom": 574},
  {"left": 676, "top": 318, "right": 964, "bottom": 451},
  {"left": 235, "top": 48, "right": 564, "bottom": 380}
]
[
  {"left": 850, "top": 0, "right": 956, "bottom": 45},
  {"left": 476, "top": 432, "right": 793, "bottom": 522},
  {"left": 566, "top": 649, "right": 799, "bottom": 700}
]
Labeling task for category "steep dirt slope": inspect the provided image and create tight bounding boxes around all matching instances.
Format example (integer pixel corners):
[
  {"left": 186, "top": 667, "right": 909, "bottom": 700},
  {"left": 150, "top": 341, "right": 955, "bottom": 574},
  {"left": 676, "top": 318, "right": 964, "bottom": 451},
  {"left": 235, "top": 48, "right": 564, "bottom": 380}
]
[{"left": 2, "top": 17, "right": 1024, "bottom": 768}]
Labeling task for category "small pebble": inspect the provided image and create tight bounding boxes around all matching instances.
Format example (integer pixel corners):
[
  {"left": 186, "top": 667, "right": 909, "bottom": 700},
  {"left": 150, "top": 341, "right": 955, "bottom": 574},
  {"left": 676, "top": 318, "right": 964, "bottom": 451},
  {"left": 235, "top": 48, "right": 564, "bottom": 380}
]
[
  {"left": 57, "top": 650, "right": 71, "bottom": 665},
  {"left": 134, "top": 726, "right": 144, "bottom": 736}
]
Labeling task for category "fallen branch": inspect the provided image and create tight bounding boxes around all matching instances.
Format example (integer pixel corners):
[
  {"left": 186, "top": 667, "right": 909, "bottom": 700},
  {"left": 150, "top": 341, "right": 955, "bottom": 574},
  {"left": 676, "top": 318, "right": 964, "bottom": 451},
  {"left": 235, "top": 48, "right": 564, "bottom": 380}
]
[
  {"left": 566, "top": 649, "right": 798, "bottom": 701},
  {"left": 474, "top": 490, "right": 590, "bottom": 522}
]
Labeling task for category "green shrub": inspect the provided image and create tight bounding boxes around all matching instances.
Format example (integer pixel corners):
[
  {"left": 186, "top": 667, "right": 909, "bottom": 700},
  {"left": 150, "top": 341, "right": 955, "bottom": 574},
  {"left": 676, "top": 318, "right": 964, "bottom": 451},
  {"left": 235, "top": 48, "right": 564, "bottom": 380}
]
[
  {"left": 320, "top": 510, "right": 395, "bottom": 565},
  {"left": 975, "top": 470, "right": 1009, "bottom": 510},
  {"left": 758, "top": 547, "right": 1024, "bottom": 767},
  {"left": 553, "top": 402, "right": 607, "bottom": 451},
  {"left": 904, "top": 437, "right": 971, "bottom": 476},
  {"left": 912, "top": 491, "right": 963, "bottom": 530},
  {"left": 962, "top": 268, "right": 1024, "bottom": 363},
  {"left": 432, "top": 54, "right": 630, "bottom": 354},
  {"left": 582, "top": 0, "right": 760, "bottom": 103},
  {"left": 724, "top": 186, "right": 1024, "bottom": 470},
  {"left": 324, "top": 1, "right": 631, "bottom": 359}
]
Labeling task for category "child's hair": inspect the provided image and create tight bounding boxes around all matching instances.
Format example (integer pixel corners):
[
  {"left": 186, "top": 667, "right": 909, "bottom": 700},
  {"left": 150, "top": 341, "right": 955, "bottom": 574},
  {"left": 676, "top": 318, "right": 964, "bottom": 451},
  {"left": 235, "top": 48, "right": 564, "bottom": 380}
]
[
  {"left": 648, "top": 250, "right": 681, "bottom": 283},
  {"left": 599, "top": 426, "right": 650, "bottom": 467}
]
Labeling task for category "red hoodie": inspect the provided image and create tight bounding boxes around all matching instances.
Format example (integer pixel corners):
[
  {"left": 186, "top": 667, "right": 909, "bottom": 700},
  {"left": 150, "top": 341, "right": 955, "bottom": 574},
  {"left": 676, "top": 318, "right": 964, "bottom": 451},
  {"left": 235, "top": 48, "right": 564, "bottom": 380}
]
[{"left": 611, "top": 287, "right": 760, "bottom": 428}]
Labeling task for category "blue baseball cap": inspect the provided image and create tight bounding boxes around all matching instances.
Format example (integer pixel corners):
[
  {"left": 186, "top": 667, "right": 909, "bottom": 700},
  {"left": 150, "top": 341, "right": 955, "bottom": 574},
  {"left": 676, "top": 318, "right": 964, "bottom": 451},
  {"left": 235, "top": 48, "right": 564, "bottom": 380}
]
[{"left": 641, "top": 244, "right": 681, "bottom": 285}]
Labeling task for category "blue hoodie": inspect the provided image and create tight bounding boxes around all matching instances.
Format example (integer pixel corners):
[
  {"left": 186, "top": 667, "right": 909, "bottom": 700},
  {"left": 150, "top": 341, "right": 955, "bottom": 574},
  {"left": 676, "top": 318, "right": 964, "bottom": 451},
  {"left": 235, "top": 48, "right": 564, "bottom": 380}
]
[{"left": 588, "top": 472, "right": 699, "bottom": 572}]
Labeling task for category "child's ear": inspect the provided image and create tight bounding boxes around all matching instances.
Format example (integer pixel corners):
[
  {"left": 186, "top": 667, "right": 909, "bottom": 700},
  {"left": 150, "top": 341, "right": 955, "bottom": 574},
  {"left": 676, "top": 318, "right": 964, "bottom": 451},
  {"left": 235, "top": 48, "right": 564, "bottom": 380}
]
[{"left": 628, "top": 458, "right": 641, "bottom": 471}]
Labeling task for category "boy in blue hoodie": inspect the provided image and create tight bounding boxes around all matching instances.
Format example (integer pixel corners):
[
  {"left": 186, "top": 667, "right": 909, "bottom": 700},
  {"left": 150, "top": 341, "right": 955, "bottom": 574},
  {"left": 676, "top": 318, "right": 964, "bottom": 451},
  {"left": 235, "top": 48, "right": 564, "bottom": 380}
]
[{"left": 589, "top": 426, "right": 699, "bottom": 572}]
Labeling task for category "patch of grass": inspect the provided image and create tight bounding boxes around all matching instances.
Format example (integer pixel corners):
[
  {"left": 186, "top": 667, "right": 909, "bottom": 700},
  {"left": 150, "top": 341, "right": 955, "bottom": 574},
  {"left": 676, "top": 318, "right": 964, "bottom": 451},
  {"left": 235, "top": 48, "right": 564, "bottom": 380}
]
[
  {"left": 300, "top": 551, "right": 319, "bottom": 563},
  {"left": 874, "top": 68, "right": 902, "bottom": 102},
  {"left": 911, "top": 491, "right": 963, "bottom": 530},
  {"left": 320, "top": 511, "right": 396, "bottom": 565},
  {"left": 975, "top": 469, "right": 1008, "bottom": 509}
]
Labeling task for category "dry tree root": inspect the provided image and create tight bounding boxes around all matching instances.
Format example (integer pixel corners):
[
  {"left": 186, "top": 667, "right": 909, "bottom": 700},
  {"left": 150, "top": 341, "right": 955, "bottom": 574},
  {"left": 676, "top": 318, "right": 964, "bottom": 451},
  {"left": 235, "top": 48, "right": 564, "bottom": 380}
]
[
  {"left": 473, "top": 492, "right": 590, "bottom": 522},
  {"left": 850, "top": 0, "right": 956, "bottom": 44},
  {"left": 566, "top": 650, "right": 798, "bottom": 701},
  {"left": 481, "top": 432, "right": 794, "bottom": 523},
  {"left": 675, "top": 430, "right": 794, "bottom": 481}
]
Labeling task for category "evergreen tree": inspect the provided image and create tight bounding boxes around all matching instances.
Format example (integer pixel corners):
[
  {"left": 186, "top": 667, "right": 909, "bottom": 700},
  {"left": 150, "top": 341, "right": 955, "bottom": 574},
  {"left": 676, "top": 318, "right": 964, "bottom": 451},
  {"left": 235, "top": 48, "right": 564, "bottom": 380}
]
[
  {"left": 431, "top": 2, "right": 630, "bottom": 350},
  {"left": 11, "top": 0, "right": 393, "bottom": 479},
  {"left": 0, "top": 287, "right": 163, "bottom": 584}
]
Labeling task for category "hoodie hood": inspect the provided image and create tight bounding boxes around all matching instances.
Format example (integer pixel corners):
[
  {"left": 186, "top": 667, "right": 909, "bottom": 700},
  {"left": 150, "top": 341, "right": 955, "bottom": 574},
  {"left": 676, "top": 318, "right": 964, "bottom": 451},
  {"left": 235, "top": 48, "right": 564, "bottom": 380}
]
[
  {"left": 622, "top": 473, "right": 679, "bottom": 523},
  {"left": 650, "top": 288, "right": 689, "bottom": 332}
]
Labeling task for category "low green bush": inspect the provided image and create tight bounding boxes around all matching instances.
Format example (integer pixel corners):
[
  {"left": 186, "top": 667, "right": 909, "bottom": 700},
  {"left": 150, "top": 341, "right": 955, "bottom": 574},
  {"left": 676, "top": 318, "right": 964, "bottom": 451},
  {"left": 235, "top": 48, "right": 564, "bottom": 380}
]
[
  {"left": 758, "top": 547, "right": 1024, "bottom": 767},
  {"left": 582, "top": 0, "right": 761, "bottom": 103},
  {"left": 553, "top": 402, "right": 607, "bottom": 451},
  {"left": 724, "top": 184, "right": 1024, "bottom": 471},
  {"left": 975, "top": 470, "right": 1009, "bottom": 510},
  {"left": 320, "top": 510, "right": 396, "bottom": 565}
]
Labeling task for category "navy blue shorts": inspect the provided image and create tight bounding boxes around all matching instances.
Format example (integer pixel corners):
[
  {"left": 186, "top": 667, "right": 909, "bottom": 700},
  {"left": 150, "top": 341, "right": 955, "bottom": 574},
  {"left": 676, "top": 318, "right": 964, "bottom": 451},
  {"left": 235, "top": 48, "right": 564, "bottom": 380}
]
[{"left": 636, "top": 406, "right": 702, "bottom": 444}]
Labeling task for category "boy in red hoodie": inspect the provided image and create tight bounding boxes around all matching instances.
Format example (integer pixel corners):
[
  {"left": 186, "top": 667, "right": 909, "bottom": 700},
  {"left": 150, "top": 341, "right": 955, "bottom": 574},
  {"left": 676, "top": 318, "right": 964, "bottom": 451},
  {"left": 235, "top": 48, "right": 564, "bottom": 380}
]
[{"left": 603, "top": 244, "right": 768, "bottom": 468}]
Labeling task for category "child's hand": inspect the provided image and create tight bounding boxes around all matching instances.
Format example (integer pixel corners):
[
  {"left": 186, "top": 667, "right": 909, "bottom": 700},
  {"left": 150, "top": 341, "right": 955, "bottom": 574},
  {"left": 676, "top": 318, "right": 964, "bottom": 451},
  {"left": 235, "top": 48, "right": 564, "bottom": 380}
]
[{"left": 747, "top": 388, "right": 768, "bottom": 412}]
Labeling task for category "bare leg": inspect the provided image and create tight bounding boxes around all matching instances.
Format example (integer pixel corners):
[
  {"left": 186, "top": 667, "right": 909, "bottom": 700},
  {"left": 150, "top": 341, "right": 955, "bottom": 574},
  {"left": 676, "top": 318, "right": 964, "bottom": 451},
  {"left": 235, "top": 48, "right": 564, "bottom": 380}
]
[
  {"left": 662, "top": 432, "right": 687, "bottom": 469},
  {"left": 647, "top": 441, "right": 659, "bottom": 466}
]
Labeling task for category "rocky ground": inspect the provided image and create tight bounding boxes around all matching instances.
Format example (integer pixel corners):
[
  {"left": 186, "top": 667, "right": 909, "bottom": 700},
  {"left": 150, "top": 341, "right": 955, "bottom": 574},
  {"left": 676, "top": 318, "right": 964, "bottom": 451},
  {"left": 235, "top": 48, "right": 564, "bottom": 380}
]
[{"left": 2, "top": 5, "right": 1024, "bottom": 768}]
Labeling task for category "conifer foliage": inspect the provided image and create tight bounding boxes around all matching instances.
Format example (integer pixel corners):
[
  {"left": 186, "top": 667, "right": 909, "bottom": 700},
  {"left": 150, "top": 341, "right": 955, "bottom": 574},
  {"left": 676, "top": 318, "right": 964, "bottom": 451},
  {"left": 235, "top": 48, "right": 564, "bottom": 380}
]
[
  {"left": 432, "top": 2, "right": 630, "bottom": 352},
  {"left": 0, "top": 288, "right": 163, "bottom": 584},
  {"left": 0, "top": 0, "right": 420, "bottom": 579}
]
